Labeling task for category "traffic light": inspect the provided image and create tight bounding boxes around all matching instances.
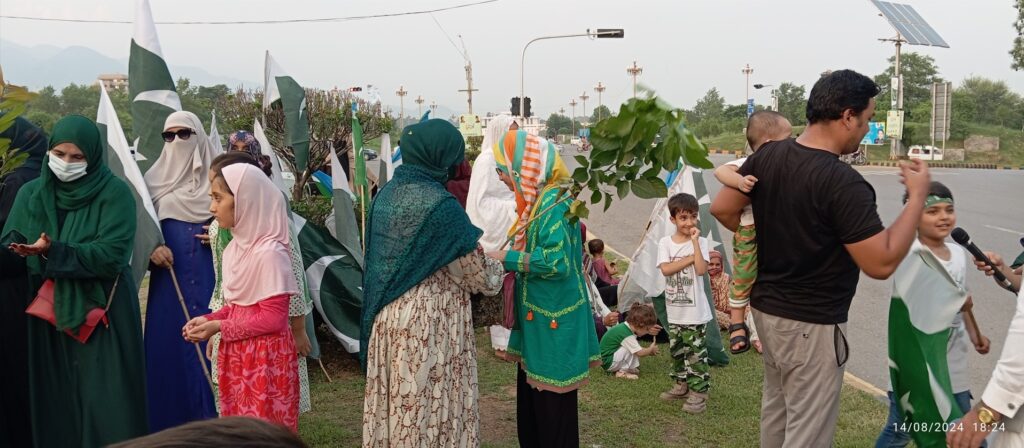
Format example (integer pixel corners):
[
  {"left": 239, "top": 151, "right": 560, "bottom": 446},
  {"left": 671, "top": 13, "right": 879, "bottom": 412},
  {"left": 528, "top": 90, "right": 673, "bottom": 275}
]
[{"left": 510, "top": 97, "right": 534, "bottom": 117}]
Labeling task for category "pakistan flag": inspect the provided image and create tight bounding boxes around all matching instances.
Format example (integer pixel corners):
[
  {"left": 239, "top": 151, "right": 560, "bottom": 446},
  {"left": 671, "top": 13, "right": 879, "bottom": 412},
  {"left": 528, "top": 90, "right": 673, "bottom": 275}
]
[
  {"left": 264, "top": 51, "right": 310, "bottom": 174},
  {"left": 888, "top": 242, "right": 969, "bottom": 448},
  {"left": 129, "top": 0, "right": 181, "bottom": 173}
]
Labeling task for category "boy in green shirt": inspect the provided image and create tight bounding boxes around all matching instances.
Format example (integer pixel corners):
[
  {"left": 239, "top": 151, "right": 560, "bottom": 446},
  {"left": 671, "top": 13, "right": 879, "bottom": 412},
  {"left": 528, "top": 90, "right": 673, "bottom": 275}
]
[{"left": 599, "top": 303, "right": 661, "bottom": 380}]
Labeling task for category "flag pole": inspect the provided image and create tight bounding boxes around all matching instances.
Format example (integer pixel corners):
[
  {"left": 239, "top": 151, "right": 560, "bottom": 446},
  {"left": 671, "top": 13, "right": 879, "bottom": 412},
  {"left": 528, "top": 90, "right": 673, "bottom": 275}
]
[
  {"left": 168, "top": 268, "right": 217, "bottom": 396},
  {"left": 360, "top": 185, "right": 366, "bottom": 254}
]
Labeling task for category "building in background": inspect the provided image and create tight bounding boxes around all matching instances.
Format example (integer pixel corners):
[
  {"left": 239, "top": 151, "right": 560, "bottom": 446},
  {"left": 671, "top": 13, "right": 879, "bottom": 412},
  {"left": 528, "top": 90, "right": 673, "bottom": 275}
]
[{"left": 96, "top": 73, "right": 129, "bottom": 92}]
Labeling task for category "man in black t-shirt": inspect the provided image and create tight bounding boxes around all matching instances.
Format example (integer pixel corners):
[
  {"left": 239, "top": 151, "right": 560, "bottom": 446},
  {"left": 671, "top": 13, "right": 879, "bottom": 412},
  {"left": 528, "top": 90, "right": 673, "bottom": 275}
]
[{"left": 711, "top": 69, "right": 931, "bottom": 447}]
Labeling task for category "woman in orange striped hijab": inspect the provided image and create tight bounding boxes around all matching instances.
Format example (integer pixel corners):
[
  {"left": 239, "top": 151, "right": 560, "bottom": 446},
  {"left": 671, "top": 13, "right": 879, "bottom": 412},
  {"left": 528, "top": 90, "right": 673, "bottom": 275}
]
[{"left": 489, "top": 130, "right": 598, "bottom": 447}]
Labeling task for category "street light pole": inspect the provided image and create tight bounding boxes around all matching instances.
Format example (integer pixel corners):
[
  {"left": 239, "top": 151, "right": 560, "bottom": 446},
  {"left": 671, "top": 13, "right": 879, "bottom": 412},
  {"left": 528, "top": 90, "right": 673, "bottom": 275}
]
[
  {"left": 627, "top": 61, "right": 643, "bottom": 98},
  {"left": 594, "top": 82, "right": 605, "bottom": 120},
  {"left": 753, "top": 83, "right": 775, "bottom": 111},
  {"left": 396, "top": 85, "right": 408, "bottom": 130},
  {"left": 430, "top": 101, "right": 437, "bottom": 116},
  {"left": 742, "top": 64, "right": 754, "bottom": 118},
  {"left": 569, "top": 98, "right": 578, "bottom": 136},
  {"left": 519, "top": 29, "right": 624, "bottom": 118},
  {"left": 415, "top": 95, "right": 424, "bottom": 117},
  {"left": 579, "top": 91, "right": 590, "bottom": 127}
]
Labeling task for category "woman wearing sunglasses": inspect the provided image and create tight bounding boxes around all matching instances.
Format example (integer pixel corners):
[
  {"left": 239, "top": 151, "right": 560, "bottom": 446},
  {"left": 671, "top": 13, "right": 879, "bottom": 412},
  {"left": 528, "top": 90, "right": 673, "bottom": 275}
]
[{"left": 142, "top": 111, "right": 220, "bottom": 431}]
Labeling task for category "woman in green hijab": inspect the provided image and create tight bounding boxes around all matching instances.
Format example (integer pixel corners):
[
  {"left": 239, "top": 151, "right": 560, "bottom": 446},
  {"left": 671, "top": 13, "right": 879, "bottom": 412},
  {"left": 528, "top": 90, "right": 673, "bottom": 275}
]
[
  {"left": 361, "top": 119, "right": 503, "bottom": 446},
  {"left": 0, "top": 115, "right": 149, "bottom": 447}
]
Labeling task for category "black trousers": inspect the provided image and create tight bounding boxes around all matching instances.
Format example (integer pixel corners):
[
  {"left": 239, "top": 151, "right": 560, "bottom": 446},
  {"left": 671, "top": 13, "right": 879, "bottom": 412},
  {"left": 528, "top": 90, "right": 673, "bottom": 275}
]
[{"left": 516, "top": 366, "right": 579, "bottom": 448}]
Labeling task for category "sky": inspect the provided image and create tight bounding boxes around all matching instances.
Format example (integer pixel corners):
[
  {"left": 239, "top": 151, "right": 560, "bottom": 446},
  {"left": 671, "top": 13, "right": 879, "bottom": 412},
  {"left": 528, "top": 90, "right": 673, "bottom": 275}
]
[{"left": 1, "top": 0, "right": 1021, "bottom": 118}]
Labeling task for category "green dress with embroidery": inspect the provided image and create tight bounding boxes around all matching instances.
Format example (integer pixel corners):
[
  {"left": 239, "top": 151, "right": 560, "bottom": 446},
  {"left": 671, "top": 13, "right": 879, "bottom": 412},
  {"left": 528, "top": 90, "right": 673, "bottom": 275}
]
[{"left": 504, "top": 186, "right": 600, "bottom": 392}]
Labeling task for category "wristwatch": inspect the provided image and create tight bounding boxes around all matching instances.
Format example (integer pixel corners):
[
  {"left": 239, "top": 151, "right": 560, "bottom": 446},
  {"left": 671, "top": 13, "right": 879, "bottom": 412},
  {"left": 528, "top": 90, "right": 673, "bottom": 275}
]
[{"left": 978, "top": 405, "right": 1001, "bottom": 424}]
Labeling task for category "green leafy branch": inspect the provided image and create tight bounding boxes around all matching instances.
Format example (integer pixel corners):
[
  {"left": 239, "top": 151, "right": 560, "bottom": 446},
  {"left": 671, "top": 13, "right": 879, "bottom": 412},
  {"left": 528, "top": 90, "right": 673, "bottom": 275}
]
[
  {"left": 566, "top": 90, "right": 714, "bottom": 220},
  {"left": 0, "top": 66, "right": 39, "bottom": 179}
]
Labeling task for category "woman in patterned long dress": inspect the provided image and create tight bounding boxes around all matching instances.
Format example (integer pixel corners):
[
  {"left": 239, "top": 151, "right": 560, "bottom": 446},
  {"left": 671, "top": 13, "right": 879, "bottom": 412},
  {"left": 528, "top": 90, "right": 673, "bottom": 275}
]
[
  {"left": 205, "top": 150, "right": 313, "bottom": 415},
  {"left": 361, "top": 119, "right": 503, "bottom": 447},
  {"left": 184, "top": 163, "right": 300, "bottom": 431},
  {"left": 490, "top": 130, "right": 600, "bottom": 448}
]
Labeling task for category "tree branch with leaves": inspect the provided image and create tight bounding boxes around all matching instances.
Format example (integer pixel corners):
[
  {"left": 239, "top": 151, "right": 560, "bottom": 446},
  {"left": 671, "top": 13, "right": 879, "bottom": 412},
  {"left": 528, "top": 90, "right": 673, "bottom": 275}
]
[
  {"left": 566, "top": 92, "right": 714, "bottom": 221},
  {"left": 0, "top": 67, "right": 39, "bottom": 178}
]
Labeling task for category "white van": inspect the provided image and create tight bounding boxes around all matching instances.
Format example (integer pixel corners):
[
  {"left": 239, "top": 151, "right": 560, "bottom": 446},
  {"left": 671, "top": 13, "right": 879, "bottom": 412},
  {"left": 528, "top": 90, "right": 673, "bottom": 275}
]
[{"left": 907, "top": 145, "right": 944, "bottom": 161}]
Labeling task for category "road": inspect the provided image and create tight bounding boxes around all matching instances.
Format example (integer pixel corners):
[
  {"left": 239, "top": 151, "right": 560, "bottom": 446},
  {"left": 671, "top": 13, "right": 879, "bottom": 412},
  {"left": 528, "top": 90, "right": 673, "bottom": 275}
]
[{"left": 569, "top": 150, "right": 1024, "bottom": 395}]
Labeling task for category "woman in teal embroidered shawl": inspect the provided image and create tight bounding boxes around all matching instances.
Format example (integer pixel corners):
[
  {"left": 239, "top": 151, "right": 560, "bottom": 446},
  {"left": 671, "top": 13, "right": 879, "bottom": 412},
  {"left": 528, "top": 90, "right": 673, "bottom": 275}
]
[
  {"left": 492, "top": 130, "right": 599, "bottom": 448},
  {"left": 361, "top": 119, "right": 503, "bottom": 446},
  {"left": 0, "top": 115, "right": 148, "bottom": 447}
]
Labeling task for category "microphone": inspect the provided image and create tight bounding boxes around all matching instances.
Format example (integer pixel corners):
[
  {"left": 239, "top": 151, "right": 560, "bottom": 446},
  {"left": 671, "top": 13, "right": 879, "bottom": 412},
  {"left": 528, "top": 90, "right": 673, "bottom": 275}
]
[{"left": 952, "top": 227, "right": 1018, "bottom": 294}]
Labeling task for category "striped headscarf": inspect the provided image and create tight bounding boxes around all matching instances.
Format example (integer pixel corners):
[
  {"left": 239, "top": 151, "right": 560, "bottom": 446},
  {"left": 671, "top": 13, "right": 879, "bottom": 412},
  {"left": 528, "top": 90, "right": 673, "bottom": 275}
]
[{"left": 492, "top": 130, "right": 569, "bottom": 250}]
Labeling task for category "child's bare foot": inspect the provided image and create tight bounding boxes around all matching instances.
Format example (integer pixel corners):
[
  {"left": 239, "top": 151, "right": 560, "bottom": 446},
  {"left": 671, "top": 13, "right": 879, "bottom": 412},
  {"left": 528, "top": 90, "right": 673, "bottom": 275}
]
[{"left": 615, "top": 370, "right": 639, "bottom": 380}]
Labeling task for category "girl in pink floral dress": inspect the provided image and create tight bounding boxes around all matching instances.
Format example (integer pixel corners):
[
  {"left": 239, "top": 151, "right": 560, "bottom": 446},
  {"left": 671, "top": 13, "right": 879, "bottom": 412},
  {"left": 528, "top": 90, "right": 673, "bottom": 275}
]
[{"left": 184, "top": 163, "right": 300, "bottom": 431}]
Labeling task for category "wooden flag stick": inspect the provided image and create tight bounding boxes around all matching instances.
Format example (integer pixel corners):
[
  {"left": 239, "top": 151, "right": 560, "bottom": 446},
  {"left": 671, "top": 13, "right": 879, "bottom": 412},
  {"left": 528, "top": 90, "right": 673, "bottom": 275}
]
[{"left": 168, "top": 268, "right": 218, "bottom": 397}]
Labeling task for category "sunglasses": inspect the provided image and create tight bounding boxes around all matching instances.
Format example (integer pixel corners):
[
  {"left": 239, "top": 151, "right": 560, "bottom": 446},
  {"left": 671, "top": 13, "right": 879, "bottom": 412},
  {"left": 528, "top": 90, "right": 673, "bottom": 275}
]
[{"left": 161, "top": 129, "right": 195, "bottom": 143}]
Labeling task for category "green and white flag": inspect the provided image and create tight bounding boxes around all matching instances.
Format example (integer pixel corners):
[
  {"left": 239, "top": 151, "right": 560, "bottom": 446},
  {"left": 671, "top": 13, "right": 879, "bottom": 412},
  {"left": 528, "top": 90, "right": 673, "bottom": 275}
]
[
  {"left": 97, "top": 85, "right": 163, "bottom": 292},
  {"left": 352, "top": 116, "right": 367, "bottom": 191},
  {"left": 618, "top": 163, "right": 729, "bottom": 366},
  {"left": 329, "top": 143, "right": 364, "bottom": 267},
  {"left": 889, "top": 242, "right": 968, "bottom": 447},
  {"left": 253, "top": 118, "right": 289, "bottom": 194},
  {"left": 293, "top": 214, "right": 363, "bottom": 353},
  {"left": 208, "top": 109, "right": 223, "bottom": 155},
  {"left": 263, "top": 51, "right": 310, "bottom": 174},
  {"left": 129, "top": 0, "right": 180, "bottom": 173}
]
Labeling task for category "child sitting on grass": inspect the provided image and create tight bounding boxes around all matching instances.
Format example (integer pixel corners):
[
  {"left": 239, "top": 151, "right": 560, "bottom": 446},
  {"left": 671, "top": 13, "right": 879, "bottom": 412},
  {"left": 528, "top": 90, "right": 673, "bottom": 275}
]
[{"left": 599, "top": 303, "right": 661, "bottom": 380}]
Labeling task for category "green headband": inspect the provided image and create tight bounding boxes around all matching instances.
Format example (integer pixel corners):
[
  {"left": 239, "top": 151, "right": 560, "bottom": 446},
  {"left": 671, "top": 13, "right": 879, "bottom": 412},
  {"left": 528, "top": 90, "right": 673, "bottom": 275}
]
[{"left": 925, "top": 195, "right": 953, "bottom": 207}]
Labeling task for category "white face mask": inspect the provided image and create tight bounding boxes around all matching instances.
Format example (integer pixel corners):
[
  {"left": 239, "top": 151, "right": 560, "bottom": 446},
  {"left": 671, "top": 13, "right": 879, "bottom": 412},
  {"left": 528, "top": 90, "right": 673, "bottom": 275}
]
[{"left": 48, "top": 155, "right": 88, "bottom": 182}]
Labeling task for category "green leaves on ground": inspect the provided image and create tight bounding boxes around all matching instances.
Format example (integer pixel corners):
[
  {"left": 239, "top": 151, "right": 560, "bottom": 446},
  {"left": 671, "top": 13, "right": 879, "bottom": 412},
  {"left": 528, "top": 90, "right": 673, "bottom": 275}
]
[{"left": 566, "top": 91, "right": 712, "bottom": 221}]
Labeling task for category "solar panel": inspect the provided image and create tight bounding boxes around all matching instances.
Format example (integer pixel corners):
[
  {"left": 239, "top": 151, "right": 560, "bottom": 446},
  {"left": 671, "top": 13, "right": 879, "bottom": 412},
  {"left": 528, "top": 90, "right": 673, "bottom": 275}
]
[{"left": 871, "top": 0, "right": 949, "bottom": 48}]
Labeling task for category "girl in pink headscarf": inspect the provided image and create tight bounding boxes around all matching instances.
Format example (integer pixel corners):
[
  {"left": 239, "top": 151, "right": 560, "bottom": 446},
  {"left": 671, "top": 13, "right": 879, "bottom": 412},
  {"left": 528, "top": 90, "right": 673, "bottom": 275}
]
[{"left": 183, "top": 163, "right": 300, "bottom": 431}]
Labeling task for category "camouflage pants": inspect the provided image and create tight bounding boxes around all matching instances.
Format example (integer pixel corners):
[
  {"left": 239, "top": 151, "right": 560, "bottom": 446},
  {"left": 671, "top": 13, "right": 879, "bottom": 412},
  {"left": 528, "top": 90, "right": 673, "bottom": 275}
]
[
  {"left": 668, "top": 323, "right": 710, "bottom": 393},
  {"left": 729, "top": 224, "right": 757, "bottom": 308}
]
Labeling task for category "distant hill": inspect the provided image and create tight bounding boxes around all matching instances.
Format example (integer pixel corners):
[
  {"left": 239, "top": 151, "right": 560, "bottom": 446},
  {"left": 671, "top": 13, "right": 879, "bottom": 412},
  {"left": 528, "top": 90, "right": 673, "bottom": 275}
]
[{"left": 0, "top": 39, "right": 253, "bottom": 90}]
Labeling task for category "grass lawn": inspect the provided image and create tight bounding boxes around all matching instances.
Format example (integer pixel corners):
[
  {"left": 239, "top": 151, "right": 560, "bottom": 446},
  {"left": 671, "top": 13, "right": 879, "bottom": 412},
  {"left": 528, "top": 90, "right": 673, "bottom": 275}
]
[{"left": 298, "top": 329, "right": 888, "bottom": 447}]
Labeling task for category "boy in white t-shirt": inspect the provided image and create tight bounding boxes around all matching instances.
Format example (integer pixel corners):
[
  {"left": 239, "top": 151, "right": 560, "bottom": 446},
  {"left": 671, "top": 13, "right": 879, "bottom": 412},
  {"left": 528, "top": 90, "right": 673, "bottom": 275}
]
[
  {"left": 657, "top": 193, "right": 713, "bottom": 414},
  {"left": 712, "top": 111, "right": 792, "bottom": 354},
  {"left": 876, "top": 181, "right": 991, "bottom": 447}
]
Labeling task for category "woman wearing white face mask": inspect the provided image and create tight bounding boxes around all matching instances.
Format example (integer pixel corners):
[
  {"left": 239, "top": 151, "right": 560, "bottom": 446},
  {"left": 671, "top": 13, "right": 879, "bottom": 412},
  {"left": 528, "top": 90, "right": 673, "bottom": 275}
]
[
  {"left": 142, "top": 111, "right": 219, "bottom": 431},
  {"left": 1, "top": 115, "right": 148, "bottom": 447}
]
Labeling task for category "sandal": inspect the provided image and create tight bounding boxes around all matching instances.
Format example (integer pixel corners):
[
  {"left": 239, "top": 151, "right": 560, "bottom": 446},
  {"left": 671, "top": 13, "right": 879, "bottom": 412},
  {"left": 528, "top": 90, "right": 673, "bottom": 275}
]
[{"left": 728, "top": 323, "right": 751, "bottom": 354}]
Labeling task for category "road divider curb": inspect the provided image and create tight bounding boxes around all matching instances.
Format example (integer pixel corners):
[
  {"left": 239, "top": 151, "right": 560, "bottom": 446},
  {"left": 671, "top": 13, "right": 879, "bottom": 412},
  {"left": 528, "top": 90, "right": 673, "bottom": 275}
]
[{"left": 865, "top": 162, "right": 1024, "bottom": 170}]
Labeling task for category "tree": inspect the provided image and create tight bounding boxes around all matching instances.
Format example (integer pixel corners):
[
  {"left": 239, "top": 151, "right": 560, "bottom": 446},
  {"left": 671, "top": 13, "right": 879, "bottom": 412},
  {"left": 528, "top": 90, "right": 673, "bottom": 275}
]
[
  {"left": 873, "top": 52, "right": 943, "bottom": 120},
  {"left": 216, "top": 87, "right": 392, "bottom": 200},
  {"left": 955, "top": 76, "right": 1024, "bottom": 129},
  {"left": 692, "top": 88, "right": 725, "bottom": 122},
  {"left": 690, "top": 88, "right": 727, "bottom": 138},
  {"left": 775, "top": 82, "right": 807, "bottom": 125},
  {"left": 590, "top": 105, "right": 613, "bottom": 123},
  {"left": 545, "top": 113, "right": 573, "bottom": 138},
  {"left": 1013, "top": 0, "right": 1023, "bottom": 70}
]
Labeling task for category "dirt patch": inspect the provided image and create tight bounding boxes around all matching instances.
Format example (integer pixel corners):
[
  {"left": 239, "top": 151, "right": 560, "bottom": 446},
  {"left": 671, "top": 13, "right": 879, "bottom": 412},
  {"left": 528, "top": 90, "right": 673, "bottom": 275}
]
[{"left": 479, "top": 385, "right": 518, "bottom": 445}]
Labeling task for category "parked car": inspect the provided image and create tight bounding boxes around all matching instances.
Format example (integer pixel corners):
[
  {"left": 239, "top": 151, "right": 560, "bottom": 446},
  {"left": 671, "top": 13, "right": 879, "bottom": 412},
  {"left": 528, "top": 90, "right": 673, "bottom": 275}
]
[
  {"left": 362, "top": 148, "right": 379, "bottom": 161},
  {"left": 907, "top": 145, "right": 943, "bottom": 161}
]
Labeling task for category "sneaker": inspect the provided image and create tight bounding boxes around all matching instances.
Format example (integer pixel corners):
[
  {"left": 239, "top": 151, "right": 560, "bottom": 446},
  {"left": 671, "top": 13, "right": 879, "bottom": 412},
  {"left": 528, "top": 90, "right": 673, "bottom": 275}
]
[
  {"left": 615, "top": 370, "right": 639, "bottom": 380},
  {"left": 683, "top": 391, "right": 708, "bottom": 414},
  {"left": 660, "top": 382, "right": 689, "bottom": 400}
]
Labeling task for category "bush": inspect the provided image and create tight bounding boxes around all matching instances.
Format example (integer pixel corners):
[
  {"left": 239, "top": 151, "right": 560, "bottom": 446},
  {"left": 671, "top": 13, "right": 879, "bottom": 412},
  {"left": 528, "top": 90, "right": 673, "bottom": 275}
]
[{"left": 291, "top": 196, "right": 332, "bottom": 227}]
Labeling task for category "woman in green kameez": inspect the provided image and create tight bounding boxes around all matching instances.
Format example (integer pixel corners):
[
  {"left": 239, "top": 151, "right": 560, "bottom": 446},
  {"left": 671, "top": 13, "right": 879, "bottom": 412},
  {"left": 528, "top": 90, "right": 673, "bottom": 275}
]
[
  {"left": 0, "top": 115, "right": 149, "bottom": 447},
  {"left": 491, "top": 130, "right": 599, "bottom": 448}
]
